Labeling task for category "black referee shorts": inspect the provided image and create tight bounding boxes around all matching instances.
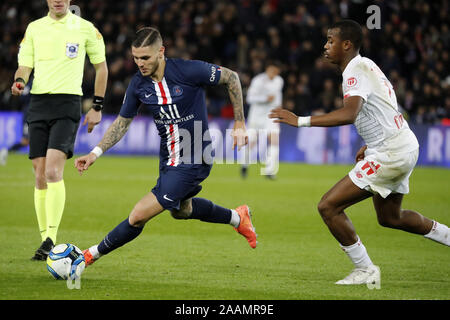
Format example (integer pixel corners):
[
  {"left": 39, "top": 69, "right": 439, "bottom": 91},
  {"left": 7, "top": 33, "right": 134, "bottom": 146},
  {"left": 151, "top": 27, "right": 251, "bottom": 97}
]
[{"left": 27, "top": 94, "right": 82, "bottom": 160}]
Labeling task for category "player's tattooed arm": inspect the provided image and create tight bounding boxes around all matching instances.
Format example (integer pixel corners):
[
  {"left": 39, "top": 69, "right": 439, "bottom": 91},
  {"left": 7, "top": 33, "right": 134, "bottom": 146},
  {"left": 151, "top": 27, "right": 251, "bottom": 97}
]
[
  {"left": 98, "top": 115, "right": 133, "bottom": 152},
  {"left": 219, "top": 67, "right": 245, "bottom": 121},
  {"left": 219, "top": 67, "right": 248, "bottom": 150}
]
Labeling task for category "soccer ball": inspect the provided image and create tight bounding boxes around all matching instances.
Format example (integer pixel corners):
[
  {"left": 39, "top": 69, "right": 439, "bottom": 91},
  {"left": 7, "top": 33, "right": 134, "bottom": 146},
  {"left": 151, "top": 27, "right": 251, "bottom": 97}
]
[{"left": 46, "top": 244, "right": 85, "bottom": 280}]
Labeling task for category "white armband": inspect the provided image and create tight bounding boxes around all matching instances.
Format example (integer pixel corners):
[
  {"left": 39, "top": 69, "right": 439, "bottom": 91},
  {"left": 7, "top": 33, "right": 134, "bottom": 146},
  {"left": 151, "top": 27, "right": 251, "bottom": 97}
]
[
  {"left": 91, "top": 146, "right": 103, "bottom": 158},
  {"left": 297, "top": 116, "right": 311, "bottom": 127}
]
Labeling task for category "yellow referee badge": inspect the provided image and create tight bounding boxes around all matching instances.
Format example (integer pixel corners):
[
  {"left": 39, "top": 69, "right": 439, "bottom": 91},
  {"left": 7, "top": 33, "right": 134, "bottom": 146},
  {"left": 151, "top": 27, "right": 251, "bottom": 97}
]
[{"left": 66, "top": 43, "right": 79, "bottom": 58}]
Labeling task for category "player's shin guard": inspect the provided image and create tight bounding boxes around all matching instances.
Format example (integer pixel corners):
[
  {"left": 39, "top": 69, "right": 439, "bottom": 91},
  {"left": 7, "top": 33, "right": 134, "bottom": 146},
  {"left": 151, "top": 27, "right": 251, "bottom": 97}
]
[
  {"left": 190, "top": 198, "right": 232, "bottom": 224},
  {"left": 97, "top": 218, "right": 143, "bottom": 255}
]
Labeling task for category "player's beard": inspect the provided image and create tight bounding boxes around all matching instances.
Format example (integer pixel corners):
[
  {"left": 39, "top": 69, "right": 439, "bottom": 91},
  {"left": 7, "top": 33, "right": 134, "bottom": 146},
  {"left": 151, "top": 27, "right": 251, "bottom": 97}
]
[{"left": 147, "top": 60, "right": 160, "bottom": 77}]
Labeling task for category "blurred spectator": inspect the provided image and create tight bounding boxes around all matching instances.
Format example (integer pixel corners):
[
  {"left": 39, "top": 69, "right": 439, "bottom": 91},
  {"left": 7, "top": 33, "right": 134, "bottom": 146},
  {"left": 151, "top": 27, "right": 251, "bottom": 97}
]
[
  {"left": 318, "top": 78, "right": 337, "bottom": 113},
  {"left": 0, "top": 0, "right": 448, "bottom": 125}
]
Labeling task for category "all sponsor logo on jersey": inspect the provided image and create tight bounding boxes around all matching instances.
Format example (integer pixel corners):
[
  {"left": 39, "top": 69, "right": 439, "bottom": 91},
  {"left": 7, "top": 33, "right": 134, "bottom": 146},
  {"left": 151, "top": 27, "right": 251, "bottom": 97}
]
[{"left": 159, "top": 104, "right": 181, "bottom": 120}]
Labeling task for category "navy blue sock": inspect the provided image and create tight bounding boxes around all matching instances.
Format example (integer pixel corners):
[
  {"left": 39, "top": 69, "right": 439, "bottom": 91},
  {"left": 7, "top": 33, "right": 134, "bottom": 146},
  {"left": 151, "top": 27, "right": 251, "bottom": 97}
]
[
  {"left": 97, "top": 218, "right": 143, "bottom": 255},
  {"left": 190, "top": 198, "right": 232, "bottom": 224}
]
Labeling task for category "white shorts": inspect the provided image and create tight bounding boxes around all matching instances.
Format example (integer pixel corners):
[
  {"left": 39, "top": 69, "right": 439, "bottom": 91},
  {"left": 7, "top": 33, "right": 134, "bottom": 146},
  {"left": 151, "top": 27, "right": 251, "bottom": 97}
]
[
  {"left": 349, "top": 148, "right": 419, "bottom": 198},
  {"left": 247, "top": 106, "right": 280, "bottom": 133}
]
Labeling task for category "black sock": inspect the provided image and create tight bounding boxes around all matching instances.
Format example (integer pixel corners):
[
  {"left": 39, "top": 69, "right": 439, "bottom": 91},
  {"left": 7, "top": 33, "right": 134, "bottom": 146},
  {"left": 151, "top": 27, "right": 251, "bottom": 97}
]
[{"left": 190, "top": 198, "right": 232, "bottom": 224}]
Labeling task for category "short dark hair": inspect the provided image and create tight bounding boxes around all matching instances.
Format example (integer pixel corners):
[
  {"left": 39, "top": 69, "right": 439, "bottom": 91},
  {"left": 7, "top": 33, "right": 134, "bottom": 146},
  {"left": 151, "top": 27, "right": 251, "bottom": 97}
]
[
  {"left": 132, "top": 27, "right": 162, "bottom": 48},
  {"left": 265, "top": 60, "right": 282, "bottom": 70},
  {"left": 330, "top": 19, "right": 363, "bottom": 50}
]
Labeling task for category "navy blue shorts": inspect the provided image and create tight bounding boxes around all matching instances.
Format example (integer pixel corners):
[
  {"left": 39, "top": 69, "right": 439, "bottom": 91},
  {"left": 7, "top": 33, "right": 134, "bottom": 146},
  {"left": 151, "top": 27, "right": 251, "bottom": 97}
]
[{"left": 151, "top": 164, "right": 212, "bottom": 210}]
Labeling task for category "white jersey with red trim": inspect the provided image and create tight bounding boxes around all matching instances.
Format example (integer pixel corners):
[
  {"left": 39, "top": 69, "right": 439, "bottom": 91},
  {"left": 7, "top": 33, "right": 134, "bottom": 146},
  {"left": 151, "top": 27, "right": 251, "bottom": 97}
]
[
  {"left": 246, "top": 72, "right": 283, "bottom": 112},
  {"left": 246, "top": 72, "right": 283, "bottom": 133},
  {"left": 342, "top": 55, "right": 419, "bottom": 153}
]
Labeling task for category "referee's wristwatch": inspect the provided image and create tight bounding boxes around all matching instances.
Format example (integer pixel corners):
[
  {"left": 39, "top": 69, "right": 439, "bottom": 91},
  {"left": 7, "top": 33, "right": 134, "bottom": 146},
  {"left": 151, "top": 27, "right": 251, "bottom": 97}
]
[{"left": 92, "top": 96, "right": 104, "bottom": 112}]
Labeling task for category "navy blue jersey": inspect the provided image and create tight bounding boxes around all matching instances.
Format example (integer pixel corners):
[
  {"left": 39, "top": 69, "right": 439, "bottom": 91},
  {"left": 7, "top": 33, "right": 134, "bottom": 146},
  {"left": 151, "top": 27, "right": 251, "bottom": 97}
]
[{"left": 120, "top": 58, "right": 222, "bottom": 167}]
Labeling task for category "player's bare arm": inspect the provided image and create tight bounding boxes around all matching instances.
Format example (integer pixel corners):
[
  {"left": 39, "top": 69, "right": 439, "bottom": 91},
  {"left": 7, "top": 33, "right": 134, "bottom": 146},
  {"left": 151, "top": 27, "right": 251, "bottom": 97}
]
[
  {"left": 11, "top": 66, "right": 33, "bottom": 96},
  {"left": 269, "top": 96, "right": 364, "bottom": 128},
  {"left": 218, "top": 66, "right": 248, "bottom": 149},
  {"left": 74, "top": 115, "right": 133, "bottom": 174},
  {"left": 83, "top": 61, "right": 109, "bottom": 133}
]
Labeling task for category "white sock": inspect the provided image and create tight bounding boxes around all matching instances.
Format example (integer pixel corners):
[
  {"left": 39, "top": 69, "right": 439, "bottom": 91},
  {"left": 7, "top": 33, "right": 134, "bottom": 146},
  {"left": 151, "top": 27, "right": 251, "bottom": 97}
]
[
  {"left": 424, "top": 221, "right": 450, "bottom": 246},
  {"left": 89, "top": 245, "right": 102, "bottom": 260},
  {"left": 340, "top": 236, "right": 374, "bottom": 269},
  {"left": 229, "top": 209, "right": 240, "bottom": 228},
  {"left": 240, "top": 141, "right": 252, "bottom": 166},
  {"left": 264, "top": 144, "right": 279, "bottom": 176}
]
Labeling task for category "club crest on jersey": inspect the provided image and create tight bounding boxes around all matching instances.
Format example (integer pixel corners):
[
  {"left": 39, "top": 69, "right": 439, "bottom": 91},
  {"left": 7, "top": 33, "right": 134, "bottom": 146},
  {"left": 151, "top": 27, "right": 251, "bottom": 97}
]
[
  {"left": 347, "top": 77, "right": 357, "bottom": 87},
  {"left": 172, "top": 86, "right": 183, "bottom": 97},
  {"left": 66, "top": 43, "right": 79, "bottom": 58}
]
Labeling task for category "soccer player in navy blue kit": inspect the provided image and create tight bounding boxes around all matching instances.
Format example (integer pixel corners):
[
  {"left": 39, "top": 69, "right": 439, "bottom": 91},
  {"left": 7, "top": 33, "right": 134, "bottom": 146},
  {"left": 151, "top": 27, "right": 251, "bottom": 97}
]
[{"left": 75, "top": 27, "right": 257, "bottom": 267}]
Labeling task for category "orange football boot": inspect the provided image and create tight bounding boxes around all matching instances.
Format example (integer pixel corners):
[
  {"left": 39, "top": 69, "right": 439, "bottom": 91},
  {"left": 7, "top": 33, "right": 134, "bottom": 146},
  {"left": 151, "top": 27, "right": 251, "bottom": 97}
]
[
  {"left": 234, "top": 205, "right": 257, "bottom": 248},
  {"left": 83, "top": 249, "right": 95, "bottom": 267}
]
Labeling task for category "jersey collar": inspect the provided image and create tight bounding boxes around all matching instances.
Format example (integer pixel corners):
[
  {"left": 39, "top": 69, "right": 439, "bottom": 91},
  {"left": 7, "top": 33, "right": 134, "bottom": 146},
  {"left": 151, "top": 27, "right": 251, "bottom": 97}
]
[
  {"left": 342, "top": 54, "right": 361, "bottom": 74},
  {"left": 149, "top": 57, "right": 168, "bottom": 83},
  {"left": 45, "top": 10, "right": 73, "bottom": 25}
]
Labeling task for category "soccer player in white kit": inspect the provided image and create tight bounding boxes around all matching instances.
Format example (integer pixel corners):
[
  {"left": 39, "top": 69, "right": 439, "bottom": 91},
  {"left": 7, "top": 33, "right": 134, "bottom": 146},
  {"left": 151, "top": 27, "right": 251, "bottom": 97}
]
[
  {"left": 241, "top": 62, "right": 283, "bottom": 179},
  {"left": 270, "top": 20, "right": 449, "bottom": 285}
]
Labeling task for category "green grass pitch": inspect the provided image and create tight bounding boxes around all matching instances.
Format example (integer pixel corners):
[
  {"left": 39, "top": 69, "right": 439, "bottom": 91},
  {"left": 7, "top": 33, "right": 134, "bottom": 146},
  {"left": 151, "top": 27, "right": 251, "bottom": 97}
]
[{"left": 0, "top": 153, "right": 449, "bottom": 300}]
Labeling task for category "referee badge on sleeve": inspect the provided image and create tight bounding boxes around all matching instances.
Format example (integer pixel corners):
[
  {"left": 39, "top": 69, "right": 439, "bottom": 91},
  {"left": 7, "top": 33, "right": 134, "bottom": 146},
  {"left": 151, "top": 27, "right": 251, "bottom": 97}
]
[{"left": 66, "top": 43, "right": 79, "bottom": 58}]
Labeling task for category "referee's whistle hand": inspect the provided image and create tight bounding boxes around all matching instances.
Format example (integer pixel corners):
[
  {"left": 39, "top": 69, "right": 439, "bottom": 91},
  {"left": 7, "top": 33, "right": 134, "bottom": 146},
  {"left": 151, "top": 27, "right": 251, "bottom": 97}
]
[
  {"left": 11, "top": 82, "right": 24, "bottom": 96},
  {"left": 83, "top": 109, "right": 102, "bottom": 133}
]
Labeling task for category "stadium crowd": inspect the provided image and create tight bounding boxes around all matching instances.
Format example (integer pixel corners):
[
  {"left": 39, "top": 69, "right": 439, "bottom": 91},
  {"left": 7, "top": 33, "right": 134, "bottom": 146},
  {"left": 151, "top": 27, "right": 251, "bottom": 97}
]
[{"left": 0, "top": 0, "right": 448, "bottom": 124}]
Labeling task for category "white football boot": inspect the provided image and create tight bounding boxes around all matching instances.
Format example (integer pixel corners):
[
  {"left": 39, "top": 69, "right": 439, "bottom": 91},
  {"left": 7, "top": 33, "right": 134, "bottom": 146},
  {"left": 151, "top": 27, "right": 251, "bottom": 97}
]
[{"left": 335, "top": 264, "right": 380, "bottom": 286}]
